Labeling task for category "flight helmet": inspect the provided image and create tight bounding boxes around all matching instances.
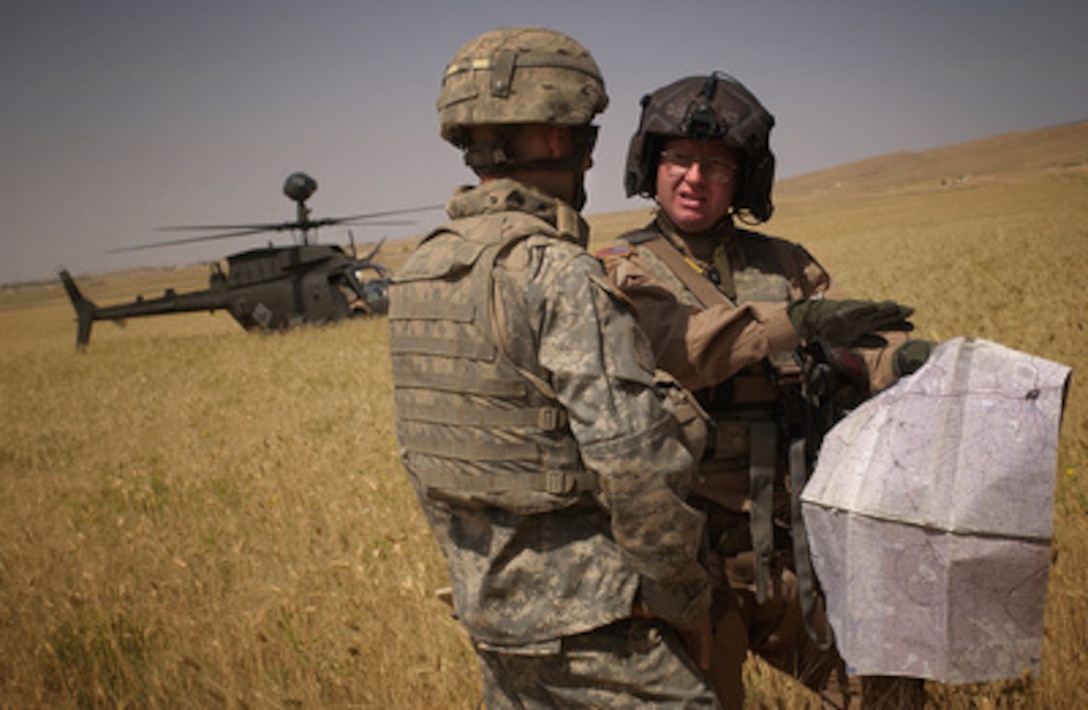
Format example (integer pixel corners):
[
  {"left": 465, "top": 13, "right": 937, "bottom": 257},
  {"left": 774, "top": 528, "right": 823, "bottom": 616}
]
[{"left": 625, "top": 72, "right": 776, "bottom": 223}]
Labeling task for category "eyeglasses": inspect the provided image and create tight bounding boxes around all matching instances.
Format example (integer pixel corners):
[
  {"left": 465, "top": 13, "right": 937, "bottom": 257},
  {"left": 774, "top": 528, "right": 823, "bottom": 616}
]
[{"left": 659, "top": 149, "right": 736, "bottom": 183}]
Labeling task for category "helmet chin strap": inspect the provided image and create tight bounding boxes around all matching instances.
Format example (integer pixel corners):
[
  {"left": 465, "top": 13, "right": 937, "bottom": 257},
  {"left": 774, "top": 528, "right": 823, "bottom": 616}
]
[
  {"left": 470, "top": 154, "right": 586, "bottom": 175},
  {"left": 570, "top": 173, "right": 588, "bottom": 211}
]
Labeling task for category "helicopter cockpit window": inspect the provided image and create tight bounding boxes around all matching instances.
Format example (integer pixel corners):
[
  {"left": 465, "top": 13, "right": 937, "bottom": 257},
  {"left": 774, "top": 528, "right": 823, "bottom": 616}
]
[{"left": 361, "top": 279, "right": 390, "bottom": 314}]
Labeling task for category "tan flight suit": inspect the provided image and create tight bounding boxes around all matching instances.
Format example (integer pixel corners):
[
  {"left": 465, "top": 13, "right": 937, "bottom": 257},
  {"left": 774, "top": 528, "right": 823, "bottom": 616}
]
[{"left": 599, "top": 212, "right": 920, "bottom": 709}]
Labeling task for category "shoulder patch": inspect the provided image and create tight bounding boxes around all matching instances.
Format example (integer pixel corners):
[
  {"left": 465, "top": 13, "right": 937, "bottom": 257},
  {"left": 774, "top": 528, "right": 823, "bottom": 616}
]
[{"left": 594, "top": 243, "right": 634, "bottom": 259}]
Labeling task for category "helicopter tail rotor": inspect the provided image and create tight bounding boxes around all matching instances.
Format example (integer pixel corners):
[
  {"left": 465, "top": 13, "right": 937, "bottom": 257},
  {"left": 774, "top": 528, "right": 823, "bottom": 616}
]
[{"left": 59, "top": 269, "right": 97, "bottom": 350}]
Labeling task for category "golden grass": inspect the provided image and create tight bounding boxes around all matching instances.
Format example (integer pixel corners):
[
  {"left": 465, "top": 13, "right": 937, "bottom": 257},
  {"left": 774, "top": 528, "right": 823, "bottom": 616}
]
[
  {"left": 767, "top": 170, "right": 1088, "bottom": 710},
  {"left": 1, "top": 135, "right": 1086, "bottom": 708},
  {"left": 0, "top": 314, "right": 479, "bottom": 707}
]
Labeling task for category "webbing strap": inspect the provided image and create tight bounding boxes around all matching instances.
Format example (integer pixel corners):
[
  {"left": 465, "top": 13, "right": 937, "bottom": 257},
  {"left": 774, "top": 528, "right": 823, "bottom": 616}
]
[
  {"left": 748, "top": 421, "right": 776, "bottom": 604},
  {"left": 407, "top": 438, "right": 539, "bottom": 462},
  {"left": 391, "top": 361, "right": 526, "bottom": 397},
  {"left": 388, "top": 298, "right": 475, "bottom": 323},
  {"left": 790, "top": 438, "right": 834, "bottom": 650},
  {"left": 444, "top": 53, "right": 602, "bottom": 83},
  {"left": 396, "top": 401, "right": 566, "bottom": 430},
  {"left": 418, "top": 466, "right": 597, "bottom": 496},
  {"left": 389, "top": 332, "right": 495, "bottom": 361},
  {"left": 640, "top": 235, "right": 734, "bottom": 309}
]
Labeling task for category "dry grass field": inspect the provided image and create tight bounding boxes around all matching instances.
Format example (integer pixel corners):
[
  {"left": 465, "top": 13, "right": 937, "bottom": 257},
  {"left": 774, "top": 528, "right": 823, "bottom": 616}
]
[{"left": 1, "top": 122, "right": 1085, "bottom": 708}]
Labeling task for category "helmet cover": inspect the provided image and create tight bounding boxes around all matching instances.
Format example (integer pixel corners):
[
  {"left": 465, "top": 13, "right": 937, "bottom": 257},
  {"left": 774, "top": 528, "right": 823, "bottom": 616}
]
[{"left": 438, "top": 27, "right": 608, "bottom": 147}]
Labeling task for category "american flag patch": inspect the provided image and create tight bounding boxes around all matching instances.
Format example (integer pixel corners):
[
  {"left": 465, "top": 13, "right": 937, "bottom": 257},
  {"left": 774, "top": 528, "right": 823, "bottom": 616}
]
[{"left": 594, "top": 243, "right": 633, "bottom": 259}]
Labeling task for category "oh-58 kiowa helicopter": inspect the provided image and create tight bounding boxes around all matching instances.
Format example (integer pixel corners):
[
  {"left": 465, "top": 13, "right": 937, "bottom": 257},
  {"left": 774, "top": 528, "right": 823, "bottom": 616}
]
[{"left": 60, "top": 172, "right": 441, "bottom": 350}]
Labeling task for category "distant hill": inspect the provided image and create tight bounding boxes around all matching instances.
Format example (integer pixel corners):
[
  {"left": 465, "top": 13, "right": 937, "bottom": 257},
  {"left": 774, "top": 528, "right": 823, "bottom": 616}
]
[
  {"left": 12, "top": 121, "right": 1081, "bottom": 287},
  {"left": 775, "top": 120, "right": 1088, "bottom": 198}
]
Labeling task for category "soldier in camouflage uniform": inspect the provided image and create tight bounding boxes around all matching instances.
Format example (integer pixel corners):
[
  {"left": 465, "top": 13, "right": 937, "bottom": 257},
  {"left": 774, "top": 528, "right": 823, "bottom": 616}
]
[
  {"left": 596, "top": 73, "right": 932, "bottom": 708},
  {"left": 388, "top": 29, "right": 720, "bottom": 708}
]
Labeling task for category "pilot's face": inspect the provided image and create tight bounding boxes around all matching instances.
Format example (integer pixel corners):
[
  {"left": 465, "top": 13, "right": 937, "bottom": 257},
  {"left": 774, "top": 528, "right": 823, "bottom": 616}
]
[{"left": 655, "top": 138, "right": 738, "bottom": 233}]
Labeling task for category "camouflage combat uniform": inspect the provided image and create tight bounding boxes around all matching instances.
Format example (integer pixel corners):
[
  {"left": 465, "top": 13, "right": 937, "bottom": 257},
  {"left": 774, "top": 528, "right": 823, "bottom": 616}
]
[
  {"left": 599, "top": 211, "right": 915, "bottom": 708},
  {"left": 390, "top": 180, "right": 719, "bottom": 708}
]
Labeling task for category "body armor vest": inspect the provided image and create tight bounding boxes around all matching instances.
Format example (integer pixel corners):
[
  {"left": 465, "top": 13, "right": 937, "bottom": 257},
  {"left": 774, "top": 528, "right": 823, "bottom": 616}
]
[
  {"left": 622, "top": 226, "right": 801, "bottom": 419},
  {"left": 621, "top": 227, "right": 806, "bottom": 602},
  {"left": 619, "top": 225, "right": 833, "bottom": 638},
  {"left": 389, "top": 213, "right": 593, "bottom": 514}
]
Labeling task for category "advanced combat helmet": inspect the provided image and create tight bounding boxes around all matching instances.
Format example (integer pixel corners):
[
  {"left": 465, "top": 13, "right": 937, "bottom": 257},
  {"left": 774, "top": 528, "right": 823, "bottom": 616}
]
[
  {"left": 438, "top": 27, "right": 608, "bottom": 175},
  {"left": 625, "top": 72, "right": 776, "bottom": 223}
]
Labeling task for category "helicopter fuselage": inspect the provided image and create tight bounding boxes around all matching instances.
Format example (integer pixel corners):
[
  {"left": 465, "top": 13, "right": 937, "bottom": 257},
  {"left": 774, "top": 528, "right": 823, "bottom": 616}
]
[
  {"left": 57, "top": 171, "right": 428, "bottom": 350},
  {"left": 59, "top": 243, "right": 390, "bottom": 349}
]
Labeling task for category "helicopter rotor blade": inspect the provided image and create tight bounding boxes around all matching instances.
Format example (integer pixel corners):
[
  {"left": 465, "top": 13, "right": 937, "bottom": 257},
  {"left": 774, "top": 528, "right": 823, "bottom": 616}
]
[
  {"left": 106, "top": 227, "right": 275, "bottom": 253},
  {"left": 155, "top": 220, "right": 295, "bottom": 233},
  {"left": 155, "top": 203, "right": 444, "bottom": 234},
  {"left": 108, "top": 199, "right": 445, "bottom": 254},
  {"left": 311, "top": 203, "right": 446, "bottom": 224},
  {"left": 113, "top": 220, "right": 417, "bottom": 253},
  {"left": 328, "top": 219, "right": 415, "bottom": 227}
]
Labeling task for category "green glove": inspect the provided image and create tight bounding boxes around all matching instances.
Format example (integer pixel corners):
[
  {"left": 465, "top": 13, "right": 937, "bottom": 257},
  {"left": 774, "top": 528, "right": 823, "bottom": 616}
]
[{"left": 788, "top": 298, "right": 914, "bottom": 348}]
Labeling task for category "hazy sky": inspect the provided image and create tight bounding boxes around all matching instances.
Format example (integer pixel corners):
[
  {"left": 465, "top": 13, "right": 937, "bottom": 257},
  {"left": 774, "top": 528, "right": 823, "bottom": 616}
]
[{"left": 3, "top": 0, "right": 1086, "bottom": 284}]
